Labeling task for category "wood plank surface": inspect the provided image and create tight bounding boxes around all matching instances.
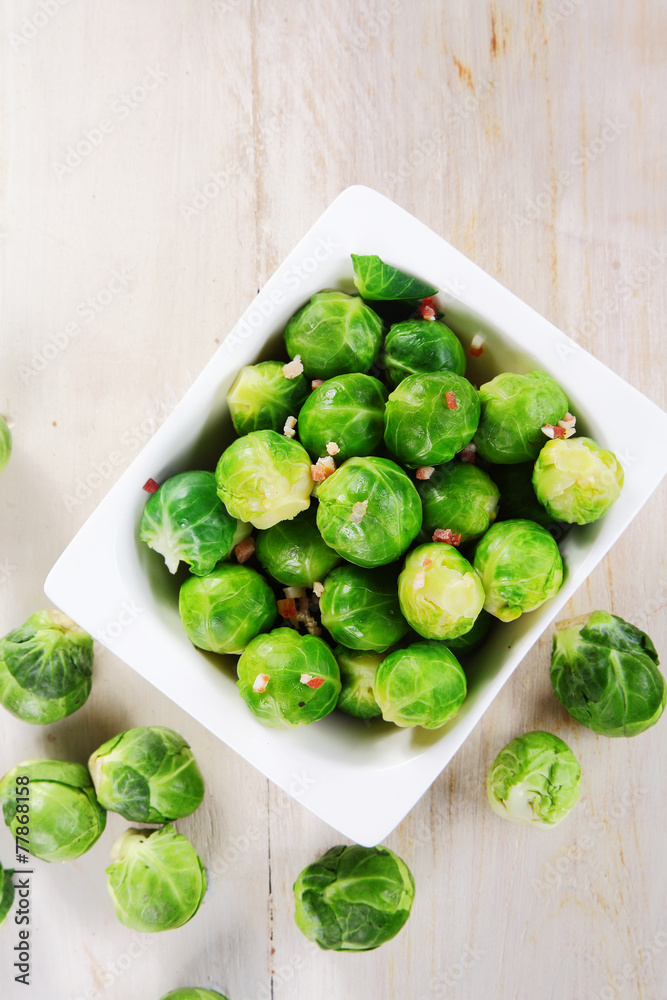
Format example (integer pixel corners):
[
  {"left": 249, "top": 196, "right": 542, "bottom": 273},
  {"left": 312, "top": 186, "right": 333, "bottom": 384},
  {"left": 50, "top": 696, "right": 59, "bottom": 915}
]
[{"left": 1, "top": 1, "right": 666, "bottom": 998}]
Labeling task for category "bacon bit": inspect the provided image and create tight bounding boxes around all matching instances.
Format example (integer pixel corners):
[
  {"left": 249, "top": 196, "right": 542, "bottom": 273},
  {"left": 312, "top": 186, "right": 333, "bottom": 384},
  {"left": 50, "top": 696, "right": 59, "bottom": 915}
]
[
  {"left": 300, "top": 673, "right": 325, "bottom": 689},
  {"left": 468, "top": 334, "right": 485, "bottom": 357},
  {"left": 459, "top": 443, "right": 477, "bottom": 464},
  {"left": 445, "top": 391, "right": 458, "bottom": 410},
  {"left": 282, "top": 355, "right": 304, "bottom": 379},
  {"left": 558, "top": 411, "right": 576, "bottom": 426},
  {"left": 326, "top": 441, "right": 340, "bottom": 456},
  {"left": 349, "top": 500, "right": 368, "bottom": 524},
  {"left": 311, "top": 456, "right": 336, "bottom": 482},
  {"left": 412, "top": 569, "right": 426, "bottom": 591},
  {"left": 542, "top": 423, "right": 566, "bottom": 439},
  {"left": 416, "top": 466, "right": 435, "bottom": 480},
  {"left": 320, "top": 456, "right": 336, "bottom": 471},
  {"left": 253, "top": 673, "right": 270, "bottom": 693},
  {"left": 416, "top": 296, "right": 437, "bottom": 321},
  {"left": 422, "top": 557, "right": 433, "bottom": 569},
  {"left": 235, "top": 536, "right": 255, "bottom": 563},
  {"left": 283, "top": 415, "right": 297, "bottom": 438},
  {"left": 277, "top": 597, "right": 297, "bottom": 618},
  {"left": 433, "top": 528, "right": 462, "bottom": 546},
  {"left": 311, "top": 379, "right": 324, "bottom": 389},
  {"left": 284, "top": 586, "right": 306, "bottom": 600},
  {"left": 563, "top": 427, "right": 577, "bottom": 438},
  {"left": 142, "top": 478, "right": 159, "bottom": 493},
  {"left": 313, "top": 581, "right": 324, "bottom": 598}
]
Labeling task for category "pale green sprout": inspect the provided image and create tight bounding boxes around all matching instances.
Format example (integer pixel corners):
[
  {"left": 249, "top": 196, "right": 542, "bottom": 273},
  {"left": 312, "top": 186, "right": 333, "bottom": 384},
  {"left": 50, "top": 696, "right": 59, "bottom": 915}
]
[
  {"left": 284, "top": 291, "right": 383, "bottom": 378},
  {"left": 0, "top": 416, "right": 11, "bottom": 473},
  {"left": 179, "top": 563, "right": 276, "bottom": 654},
  {"left": 334, "top": 646, "right": 383, "bottom": 719},
  {"left": 374, "top": 641, "right": 467, "bottom": 728},
  {"left": 227, "top": 360, "right": 309, "bottom": 436},
  {"left": 487, "top": 731, "right": 582, "bottom": 827},
  {"left": 532, "top": 437, "right": 623, "bottom": 524},
  {"left": 398, "top": 543, "right": 485, "bottom": 640},
  {"left": 106, "top": 825, "right": 206, "bottom": 932}
]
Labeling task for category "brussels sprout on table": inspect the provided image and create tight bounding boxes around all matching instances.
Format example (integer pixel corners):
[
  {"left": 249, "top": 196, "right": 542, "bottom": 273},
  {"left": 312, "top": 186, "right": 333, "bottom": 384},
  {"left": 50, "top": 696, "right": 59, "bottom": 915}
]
[
  {"left": 139, "top": 471, "right": 239, "bottom": 576},
  {"left": 215, "top": 429, "right": 313, "bottom": 530},
  {"left": 417, "top": 462, "right": 500, "bottom": 543},
  {"left": 382, "top": 318, "right": 466, "bottom": 387},
  {"left": 473, "top": 519, "right": 563, "bottom": 622},
  {"left": 0, "top": 760, "right": 106, "bottom": 862},
  {"left": 237, "top": 628, "right": 341, "bottom": 728},
  {"left": 374, "top": 641, "right": 467, "bottom": 728},
  {"left": 333, "top": 646, "right": 383, "bottom": 719},
  {"left": 487, "top": 731, "right": 582, "bottom": 827},
  {"left": 179, "top": 563, "right": 276, "bottom": 654},
  {"left": 254, "top": 508, "right": 341, "bottom": 587},
  {"left": 0, "top": 861, "right": 14, "bottom": 927},
  {"left": 0, "top": 610, "right": 93, "bottom": 725},
  {"left": 319, "top": 564, "right": 409, "bottom": 652},
  {"left": 88, "top": 726, "right": 205, "bottom": 823},
  {"left": 351, "top": 253, "right": 438, "bottom": 301},
  {"left": 297, "top": 373, "right": 387, "bottom": 462},
  {"left": 473, "top": 370, "right": 569, "bottom": 464},
  {"left": 106, "top": 825, "right": 206, "bottom": 932},
  {"left": 384, "top": 371, "right": 481, "bottom": 467},
  {"left": 160, "top": 991, "right": 229, "bottom": 1000},
  {"left": 316, "top": 456, "right": 422, "bottom": 568},
  {"left": 398, "top": 543, "right": 485, "bottom": 641},
  {"left": 293, "top": 843, "right": 415, "bottom": 951},
  {"left": 227, "top": 360, "right": 309, "bottom": 436},
  {"left": 0, "top": 416, "right": 11, "bottom": 474},
  {"left": 284, "top": 291, "right": 383, "bottom": 378},
  {"left": 550, "top": 611, "right": 666, "bottom": 737},
  {"left": 533, "top": 437, "right": 624, "bottom": 524}
]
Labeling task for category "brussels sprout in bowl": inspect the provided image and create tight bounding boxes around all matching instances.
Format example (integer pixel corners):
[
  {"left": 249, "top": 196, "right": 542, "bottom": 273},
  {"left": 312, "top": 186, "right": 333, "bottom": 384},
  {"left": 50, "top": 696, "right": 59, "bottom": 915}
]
[{"left": 44, "top": 185, "right": 667, "bottom": 846}]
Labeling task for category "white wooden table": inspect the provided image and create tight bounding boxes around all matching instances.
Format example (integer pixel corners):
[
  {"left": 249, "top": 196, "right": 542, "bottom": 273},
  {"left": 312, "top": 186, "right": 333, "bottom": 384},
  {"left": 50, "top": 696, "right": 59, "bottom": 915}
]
[{"left": 2, "top": 2, "right": 666, "bottom": 998}]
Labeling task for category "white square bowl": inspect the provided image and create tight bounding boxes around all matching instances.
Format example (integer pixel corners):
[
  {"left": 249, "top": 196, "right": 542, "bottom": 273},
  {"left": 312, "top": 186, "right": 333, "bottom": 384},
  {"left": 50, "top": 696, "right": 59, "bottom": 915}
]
[{"left": 45, "top": 185, "right": 667, "bottom": 846}]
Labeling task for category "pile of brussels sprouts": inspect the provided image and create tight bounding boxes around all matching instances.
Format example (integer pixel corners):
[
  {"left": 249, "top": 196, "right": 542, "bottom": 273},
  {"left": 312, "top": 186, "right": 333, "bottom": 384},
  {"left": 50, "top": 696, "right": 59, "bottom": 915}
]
[{"left": 139, "top": 253, "right": 626, "bottom": 735}]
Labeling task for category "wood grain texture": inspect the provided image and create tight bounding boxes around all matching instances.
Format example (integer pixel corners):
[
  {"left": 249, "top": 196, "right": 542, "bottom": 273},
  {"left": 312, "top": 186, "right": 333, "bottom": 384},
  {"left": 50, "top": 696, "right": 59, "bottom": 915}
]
[{"left": 1, "top": 1, "right": 666, "bottom": 998}]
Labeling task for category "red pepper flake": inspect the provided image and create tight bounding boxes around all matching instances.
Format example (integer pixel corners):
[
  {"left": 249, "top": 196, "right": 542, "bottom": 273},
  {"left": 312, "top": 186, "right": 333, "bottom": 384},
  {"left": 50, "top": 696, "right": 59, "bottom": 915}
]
[
  {"left": 417, "top": 296, "right": 438, "bottom": 320},
  {"left": 445, "top": 391, "right": 458, "bottom": 410},
  {"left": 235, "top": 537, "right": 255, "bottom": 564},
  {"left": 433, "top": 528, "right": 463, "bottom": 546},
  {"left": 300, "top": 673, "right": 325, "bottom": 689},
  {"left": 142, "top": 478, "right": 159, "bottom": 493},
  {"left": 277, "top": 598, "right": 297, "bottom": 618}
]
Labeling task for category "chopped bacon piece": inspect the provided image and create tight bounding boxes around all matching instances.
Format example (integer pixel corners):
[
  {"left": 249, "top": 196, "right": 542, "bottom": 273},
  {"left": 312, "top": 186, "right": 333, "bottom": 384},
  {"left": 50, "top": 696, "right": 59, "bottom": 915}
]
[
  {"left": 142, "top": 478, "right": 159, "bottom": 493},
  {"left": 558, "top": 412, "right": 576, "bottom": 428},
  {"left": 349, "top": 500, "right": 368, "bottom": 523},
  {"left": 284, "top": 586, "right": 306, "bottom": 600},
  {"left": 459, "top": 443, "right": 477, "bottom": 464},
  {"left": 433, "top": 528, "right": 462, "bottom": 546},
  {"left": 277, "top": 598, "right": 297, "bottom": 618},
  {"left": 422, "top": 557, "right": 433, "bottom": 569},
  {"left": 300, "top": 673, "right": 325, "bottom": 689},
  {"left": 326, "top": 441, "right": 340, "bottom": 456},
  {"left": 311, "top": 379, "right": 324, "bottom": 389},
  {"left": 412, "top": 569, "right": 426, "bottom": 591},
  {"left": 563, "top": 427, "right": 576, "bottom": 438},
  {"left": 235, "top": 537, "right": 255, "bottom": 563},
  {"left": 282, "top": 355, "right": 304, "bottom": 379},
  {"left": 283, "top": 415, "right": 297, "bottom": 438},
  {"left": 541, "top": 423, "right": 566, "bottom": 439},
  {"left": 312, "top": 581, "right": 324, "bottom": 598},
  {"left": 417, "top": 296, "right": 438, "bottom": 320},
  {"left": 253, "top": 673, "right": 270, "bottom": 693},
  {"left": 468, "top": 334, "right": 485, "bottom": 357},
  {"left": 445, "top": 391, "right": 458, "bottom": 410},
  {"left": 311, "top": 457, "right": 336, "bottom": 482},
  {"left": 416, "top": 466, "right": 435, "bottom": 480}
]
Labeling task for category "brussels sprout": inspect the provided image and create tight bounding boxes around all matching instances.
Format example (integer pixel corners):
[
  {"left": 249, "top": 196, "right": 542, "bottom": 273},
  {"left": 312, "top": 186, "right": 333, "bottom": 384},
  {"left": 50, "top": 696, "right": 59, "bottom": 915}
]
[
  {"left": 417, "top": 462, "right": 499, "bottom": 543},
  {"left": 0, "top": 861, "right": 14, "bottom": 926},
  {"left": 227, "top": 360, "right": 309, "bottom": 436},
  {"left": 293, "top": 843, "right": 415, "bottom": 950},
  {"left": 374, "top": 641, "right": 467, "bottom": 728},
  {"left": 351, "top": 253, "right": 438, "bottom": 300},
  {"left": 319, "top": 564, "right": 409, "bottom": 652},
  {"left": 0, "top": 760, "right": 106, "bottom": 862},
  {"left": 139, "top": 471, "right": 238, "bottom": 576},
  {"left": 0, "top": 416, "right": 11, "bottom": 474},
  {"left": 88, "top": 726, "right": 205, "bottom": 823},
  {"left": 179, "top": 563, "right": 276, "bottom": 654},
  {"left": 441, "top": 608, "right": 493, "bottom": 655},
  {"left": 532, "top": 437, "right": 624, "bottom": 524},
  {"left": 284, "top": 291, "right": 383, "bottom": 378},
  {"left": 106, "top": 825, "right": 206, "bottom": 932},
  {"left": 550, "top": 611, "right": 666, "bottom": 737},
  {"left": 384, "top": 371, "right": 480, "bottom": 467},
  {"left": 487, "top": 731, "right": 582, "bottom": 827},
  {"left": 490, "top": 462, "right": 560, "bottom": 530},
  {"left": 473, "top": 370, "right": 569, "bottom": 464},
  {"left": 398, "top": 544, "right": 485, "bottom": 640},
  {"left": 215, "top": 430, "right": 313, "bottom": 530},
  {"left": 237, "top": 628, "right": 340, "bottom": 727},
  {"left": 473, "top": 519, "right": 563, "bottom": 622},
  {"left": 333, "top": 646, "right": 383, "bottom": 719},
  {"left": 316, "top": 456, "right": 422, "bottom": 568},
  {"left": 382, "top": 319, "right": 466, "bottom": 387},
  {"left": 160, "top": 991, "right": 229, "bottom": 1000},
  {"left": 0, "top": 611, "right": 93, "bottom": 725},
  {"left": 254, "top": 509, "right": 341, "bottom": 587},
  {"left": 297, "top": 374, "right": 388, "bottom": 462}
]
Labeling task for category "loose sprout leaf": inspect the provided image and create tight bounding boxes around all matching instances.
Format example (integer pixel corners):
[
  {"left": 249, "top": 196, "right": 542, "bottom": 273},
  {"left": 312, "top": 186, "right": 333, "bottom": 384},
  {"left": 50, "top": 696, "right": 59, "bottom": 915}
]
[{"left": 351, "top": 254, "right": 438, "bottom": 301}]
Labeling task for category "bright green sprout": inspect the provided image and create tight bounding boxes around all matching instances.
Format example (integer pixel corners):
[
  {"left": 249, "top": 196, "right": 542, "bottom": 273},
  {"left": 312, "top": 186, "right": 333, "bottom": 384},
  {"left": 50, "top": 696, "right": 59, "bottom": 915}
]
[
  {"left": 0, "top": 760, "right": 106, "bottom": 862},
  {"left": 316, "top": 456, "right": 422, "bottom": 568},
  {"left": 351, "top": 253, "right": 438, "bottom": 300},
  {"left": 297, "top": 373, "right": 388, "bottom": 462},
  {"left": 473, "top": 370, "right": 569, "bottom": 464},
  {"left": 88, "top": 726, "right": 205, "bottom": 823},
  {"left": 417, "top": 462, "right": 499, "bottom": 543},
  {"left": 384, "top": 371, "right": 480, "bottom": 467},
  {"left": 382, "top": 318, "right": 466, "bottom": 387},
  {"left": 139, "top": 471, "right": 238, "bottom": 576},
  {"left": 179, "top": 563, "right": 276, "bottom": 654},
  {"left": 0, "top": 862, "right": 14, "bottom": 927},
  {"left": 398, "top": 543, "right": 485, "bottom": 641},
  {"left": 215, "top": 429, "right": 313, "bottom": 529},
  {"left": 293, "top": 844, "right": 415, "bottom": 950},
  {"left": 227, "top": 360, "right": 309, "bottom": 436},
  {"left": 550, "top": 611, "right": 666, "bottom": 737},
  {"left": 0, "top": 610, "right": 93, "bottom": 725},
  {"left": 106, "top": 825, "right": 206, "bottom": 932},
  {"left": 473, "top": 519, "right": 563, "bottom": 622},
  {"left": 333, "top": 646, "right": 383, "bottom": 719},
  {"left": 487, "top": 731, "right": 582, "bottom": 827},
  {"left": 319, "top": 564, "right": 409, "bottom": 652},
  {"left": 254, "top": 508, "right": 341, "bottom": 587},
  {"left": 374, "top": 641, "right": 467, "bottom": 728},
  {"left": 0, "top": 416, "right": 11, "bottom": 474},
  {"left": 284, "top": 291, "right": 383, "bottom": 378},
  {"left": 237, "top": 628, "right": 341, "bottom": 728},
  {"left": 533, "top": 437, "right": 624, "bottom": 524}
]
